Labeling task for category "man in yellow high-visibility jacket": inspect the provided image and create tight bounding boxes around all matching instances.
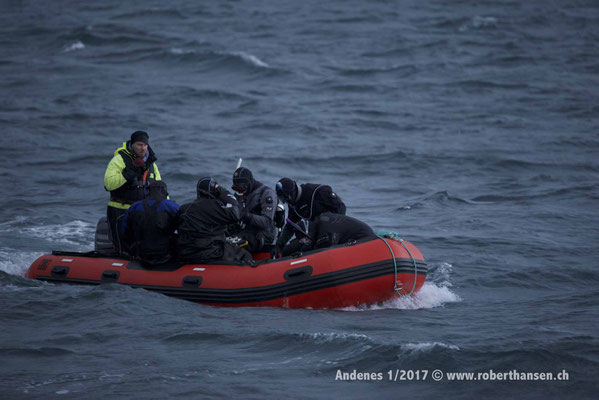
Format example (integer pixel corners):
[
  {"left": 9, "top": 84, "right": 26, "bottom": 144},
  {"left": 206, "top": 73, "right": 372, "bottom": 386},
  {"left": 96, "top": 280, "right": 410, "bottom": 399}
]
[{"left": 104, "top": 130, "right": 162, "bottom": 253}]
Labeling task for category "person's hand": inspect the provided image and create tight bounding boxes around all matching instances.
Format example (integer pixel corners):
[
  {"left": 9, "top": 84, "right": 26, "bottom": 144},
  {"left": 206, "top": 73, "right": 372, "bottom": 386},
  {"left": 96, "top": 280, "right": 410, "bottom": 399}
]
[
  {"left": 214, "top": 184, "right": 227, "bottom": 198},
  {"left": 240, "top": 209, "right": 252, "bottom": 224}
]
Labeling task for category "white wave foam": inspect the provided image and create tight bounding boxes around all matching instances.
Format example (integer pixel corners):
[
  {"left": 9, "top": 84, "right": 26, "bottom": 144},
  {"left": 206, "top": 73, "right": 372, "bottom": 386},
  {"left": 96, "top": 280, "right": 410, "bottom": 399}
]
[
  {"left": 0, "top": 216, "right": 27, "bottom": 228},
  {"left": 341, "top": 259, "right": 460, "bottom": 311},
  {"left": 170, "top": 47, "right": 194, "bottom": 55},
  {"left": 231, "top": 51, "right": 269, "bottom": 68},
  {"left": 20, "top": 220, "right": 95, "bottom": 246},
  {"left": 401, "top": 342, "right": 460, "bottom": 352},
  {"left": 63, "top": 41, "right": 85, "bottom": 52},
  {"left": 433, "top": 262, "right": 454, "bottom": 288},
  {"left": 382, "top": 282, "right": 461, "bottom": 310},
  {"left": 459, "top": 16, "right": 498, "bottom": 32},
  {"left": 0, "top": 249, "right": 44, "bottom": 276},
  {"left": 302, "top": 332, "right": 369, "bottom": 343},
  {"left": 341, "top": 281, "right": 461, "bottom": 312},
  {"left": 472, "top": 16, "right": 498, "bottom": 28}
]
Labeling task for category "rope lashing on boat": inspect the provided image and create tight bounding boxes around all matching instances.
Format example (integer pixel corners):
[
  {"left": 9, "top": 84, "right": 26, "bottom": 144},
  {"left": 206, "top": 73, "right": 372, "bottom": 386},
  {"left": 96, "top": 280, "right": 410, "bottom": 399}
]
[{"left": 376, "top": 230, "right": 418, "bottom": 297}]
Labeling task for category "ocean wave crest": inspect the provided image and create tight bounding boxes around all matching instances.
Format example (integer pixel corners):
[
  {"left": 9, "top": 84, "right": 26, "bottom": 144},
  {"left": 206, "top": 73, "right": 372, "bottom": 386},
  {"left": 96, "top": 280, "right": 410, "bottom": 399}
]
[
  {"left": 401, "top": 342, "right": 460, "bottom": 352},
  {"left": 398, "top": 191, "right": 473, "bottom": 210},
  {"left": 62, "top": 41, "right": 85, "bottom": 53},
  {"left": 299, "top": 332, "right": 370, "bottom": 344},
  {"left": 0, "top": 250, "right": 44, "bottom": 277},
  {"left": 19, "top": 220, "right": 95, "bottom": 247},
  {"left": 1, "top": 346, "right": 75, "bottom": 357},
  {"left": 166, "top": 48, "right": 270, "bottom": 68},
  {"left": 471, "top": 184, "right": 598, "bottom": 203},
  {"left": 459, "top": 16, "right": 498, "bottom": 32},
  {"left": 328, "top": 63, "right": 418, "bottom": 77},
  {"left": 228, "top": 51, "right": 269, "bottom": 68}
]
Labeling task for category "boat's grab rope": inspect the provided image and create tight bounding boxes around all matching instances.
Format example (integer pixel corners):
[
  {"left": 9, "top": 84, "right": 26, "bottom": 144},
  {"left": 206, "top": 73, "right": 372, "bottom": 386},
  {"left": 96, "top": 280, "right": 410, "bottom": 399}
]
[{"left": 376, "top": 230, "right": 418, "bottom": 297}]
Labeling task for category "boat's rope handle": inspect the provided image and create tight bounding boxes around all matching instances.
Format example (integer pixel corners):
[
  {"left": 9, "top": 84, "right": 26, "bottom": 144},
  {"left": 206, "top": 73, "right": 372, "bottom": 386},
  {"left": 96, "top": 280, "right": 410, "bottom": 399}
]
[{"left": 376, "top": 230, "right": 418, "bottom": 298}]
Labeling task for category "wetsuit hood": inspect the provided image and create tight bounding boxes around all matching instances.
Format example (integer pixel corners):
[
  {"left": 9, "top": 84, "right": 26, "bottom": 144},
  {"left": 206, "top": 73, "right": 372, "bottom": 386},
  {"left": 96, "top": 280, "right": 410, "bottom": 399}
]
[{"left": 232, "top": 167, "right": 255, "bottom": 195}]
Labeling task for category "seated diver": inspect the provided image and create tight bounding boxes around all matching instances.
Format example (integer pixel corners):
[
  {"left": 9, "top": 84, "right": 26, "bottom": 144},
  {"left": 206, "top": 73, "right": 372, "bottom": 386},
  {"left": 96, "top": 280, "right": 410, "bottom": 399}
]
[
  {"left": 274, "top": 177, "right": 346, "bottom": 256},
  {"left": 281, "top": 212, "right": 375, "bottom": 257},
  {"left": 176, "top": 177, "right": 253, "bottom": 265},
  {"left": 121, "top": 181, "right": 180, "bottom": 265},
  {"left": 230, "top": 167, "right": 277, "bottom": 252}
]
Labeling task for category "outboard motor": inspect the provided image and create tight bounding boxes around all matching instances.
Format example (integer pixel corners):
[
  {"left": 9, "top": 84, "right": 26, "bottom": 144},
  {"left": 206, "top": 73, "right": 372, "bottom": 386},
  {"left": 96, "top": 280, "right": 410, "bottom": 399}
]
[{"left": 94, "top": 217, "right": 117, "bottom": 255}]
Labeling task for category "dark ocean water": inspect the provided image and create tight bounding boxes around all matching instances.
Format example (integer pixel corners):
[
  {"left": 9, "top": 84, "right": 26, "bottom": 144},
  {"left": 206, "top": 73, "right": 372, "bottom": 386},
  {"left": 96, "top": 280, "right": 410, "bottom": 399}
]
[{"left": 1, "top": 0, "right": 598, "bottom": 398}]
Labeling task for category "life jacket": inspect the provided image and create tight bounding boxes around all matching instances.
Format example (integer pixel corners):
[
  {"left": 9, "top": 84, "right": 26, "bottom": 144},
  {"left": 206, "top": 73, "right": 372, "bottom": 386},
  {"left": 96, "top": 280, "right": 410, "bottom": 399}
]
[{"left": 110, "top": 144, "right": 158, "bottom": 205}]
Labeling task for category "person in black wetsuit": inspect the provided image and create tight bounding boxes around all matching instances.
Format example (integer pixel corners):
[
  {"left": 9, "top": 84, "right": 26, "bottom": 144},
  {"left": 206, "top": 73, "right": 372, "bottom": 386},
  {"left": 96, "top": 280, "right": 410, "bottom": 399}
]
[
  {"left": 281, "top": 212, "right": 375, "bottom": 256},
  {"left": 121, "top": 181, "right": 180, "bottom": 265},
  {"left": 274, "top": 177, "right": 346, "bottom": 254},
  {"left": 230, "top": 167, "right": 277, "bottom": 252},
  {"left": 176, "top": 177, "right": 253, "bottom": 264}
]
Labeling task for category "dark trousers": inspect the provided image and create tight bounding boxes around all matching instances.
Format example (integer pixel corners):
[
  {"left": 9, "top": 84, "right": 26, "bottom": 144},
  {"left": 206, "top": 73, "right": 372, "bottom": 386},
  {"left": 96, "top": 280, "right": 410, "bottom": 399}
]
[
  {"left": 107, "top": 206, "right": 128, "bottom": 255},
  {"left": 222, "top": 242, "right": 254, "bottom": 264}
]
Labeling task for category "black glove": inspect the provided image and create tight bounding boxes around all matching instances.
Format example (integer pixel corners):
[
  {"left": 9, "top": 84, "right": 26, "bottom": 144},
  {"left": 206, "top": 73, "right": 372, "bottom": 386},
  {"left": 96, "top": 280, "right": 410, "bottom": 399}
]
[
  {"left": 214, "top": 184, "right": 228, "bottom": 198},
  {"left": 122, "top": 167, "right": 137, "bottom": 183},
  {"left": 240, "top": 209, "right": 252, "bottom": 224},
  {"left": 315, "top": 234, "right": 332, "bottom": 249}
]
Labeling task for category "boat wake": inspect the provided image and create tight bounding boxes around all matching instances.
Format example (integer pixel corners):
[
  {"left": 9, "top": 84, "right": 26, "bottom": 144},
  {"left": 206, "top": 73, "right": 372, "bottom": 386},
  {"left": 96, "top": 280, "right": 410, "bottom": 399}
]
[
  {"left": 342, "top": 262, "right": 461, "bottom": 311},
  {"left": 20, "top": 220, "right": 95, "bottom": 247},
  {"left": 0, "top": 250, "right": 44, "bottom": 277},
  {"left": 341, "top": 282, "right": 461, "bottom": 311},
  {"left": 0, "top": 219, "right": 95, "bottom": 277}
]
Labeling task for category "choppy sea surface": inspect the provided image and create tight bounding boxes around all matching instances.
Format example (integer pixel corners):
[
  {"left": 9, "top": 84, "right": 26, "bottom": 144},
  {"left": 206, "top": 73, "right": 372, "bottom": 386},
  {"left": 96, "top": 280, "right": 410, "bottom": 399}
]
[{"left": 1, "top": 0, "right": 598, "bottom": 398}]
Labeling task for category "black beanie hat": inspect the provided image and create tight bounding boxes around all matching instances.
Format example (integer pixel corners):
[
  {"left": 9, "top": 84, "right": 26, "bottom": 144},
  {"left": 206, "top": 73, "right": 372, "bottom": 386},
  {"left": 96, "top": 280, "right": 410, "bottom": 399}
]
[
  {"left": 131, "top": 130, "right": 149, "bottom": 145},
  {"left": 147, "top": 181, "right": 168, "bottom": 201}
]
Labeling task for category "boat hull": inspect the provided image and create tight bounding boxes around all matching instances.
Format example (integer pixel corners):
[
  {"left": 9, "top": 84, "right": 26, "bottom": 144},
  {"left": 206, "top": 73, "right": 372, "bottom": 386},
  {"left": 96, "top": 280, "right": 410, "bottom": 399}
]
[{"left": 25, "top": 238, "right": 427, "bottom": 309}]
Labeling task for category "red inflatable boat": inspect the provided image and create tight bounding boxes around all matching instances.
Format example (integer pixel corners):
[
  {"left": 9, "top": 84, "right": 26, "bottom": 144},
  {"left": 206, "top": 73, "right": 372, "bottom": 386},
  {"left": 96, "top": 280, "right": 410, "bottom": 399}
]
[{"left": 25, "top": 236, "right": 427, "bottom": 309}]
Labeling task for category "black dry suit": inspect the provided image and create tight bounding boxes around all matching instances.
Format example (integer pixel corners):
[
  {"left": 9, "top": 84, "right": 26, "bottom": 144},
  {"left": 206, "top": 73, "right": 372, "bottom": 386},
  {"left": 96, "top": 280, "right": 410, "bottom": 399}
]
[
  {"left": 309, "top": 212, "right": 375, "bottom": 248},
  {"left": 122, "top": 197, "right": 180, "bottom": 265},
  {"left": 281, "top": 212, "right": 374, "bottom": 256},
  {"left": 237, "top": 180, "right": 277, "bottom": 252},
  {"left": 277, "top": 183, "right": 346, "bottom": 249},
  {"left": 176, "top": 190, "right": 252, "bottom": 264}
]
